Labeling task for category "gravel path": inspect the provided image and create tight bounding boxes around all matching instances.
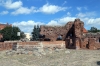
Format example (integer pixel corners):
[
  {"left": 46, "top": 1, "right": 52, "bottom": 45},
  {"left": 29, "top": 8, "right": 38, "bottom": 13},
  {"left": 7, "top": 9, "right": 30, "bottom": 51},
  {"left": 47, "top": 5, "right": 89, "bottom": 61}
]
[{"left": 0, "top": 49, "right": 100, "bottom": 66}]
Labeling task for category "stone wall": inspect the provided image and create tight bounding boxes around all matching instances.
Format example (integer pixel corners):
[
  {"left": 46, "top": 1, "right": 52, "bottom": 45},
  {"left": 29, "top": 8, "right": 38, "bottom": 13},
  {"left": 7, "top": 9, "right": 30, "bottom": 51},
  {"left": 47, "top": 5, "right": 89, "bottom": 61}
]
[
  {"left": 40, "top": 22, "right": 73, "bottom": 41},
  {"left": 0, "top": 42, "right": 15, "bottom": 51},
  {"left": 40, "top": 19, "right": 85, "bottom": 41},
  {"left": 88, "top": 38, "right": 100, "bottom": 50},
  {"left": 65, "top": 38, "right": 100, "bottom": 50},
  {"left": 81, "top": 38, "right": 88, "bottom": 49},
  {"left": 0, "top": 41, "right": 65, "bottom": 51},
  {"left": 42, "top": 41, "right": 65, "bottom": 49},
  {"left": 74, "top": 19, "right": 84, "bottom": 38},
  {"left": 16, "top": 41, "right": 41, "bottom": 51}
]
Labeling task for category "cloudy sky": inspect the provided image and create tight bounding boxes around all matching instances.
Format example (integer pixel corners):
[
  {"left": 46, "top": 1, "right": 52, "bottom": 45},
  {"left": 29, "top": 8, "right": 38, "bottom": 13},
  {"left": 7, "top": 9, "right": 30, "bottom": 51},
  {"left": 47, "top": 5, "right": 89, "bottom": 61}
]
[{"left": 0, "top": 0, "right": 100, "bottom": 33}]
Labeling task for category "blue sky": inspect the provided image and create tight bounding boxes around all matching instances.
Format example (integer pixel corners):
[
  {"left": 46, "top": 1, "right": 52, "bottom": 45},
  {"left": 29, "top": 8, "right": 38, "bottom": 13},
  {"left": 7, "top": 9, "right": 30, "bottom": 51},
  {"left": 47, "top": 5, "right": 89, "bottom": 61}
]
[{"left": 0, "top": 0, "right": 100, "bottom": 33}]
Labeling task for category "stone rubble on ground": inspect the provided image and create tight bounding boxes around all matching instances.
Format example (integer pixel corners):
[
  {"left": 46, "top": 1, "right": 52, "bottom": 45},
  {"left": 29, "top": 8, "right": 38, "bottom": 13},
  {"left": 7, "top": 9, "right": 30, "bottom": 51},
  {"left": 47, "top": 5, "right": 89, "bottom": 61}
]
[
  {"left": 65, "top": 50, "right": 70, "bottom": 54},
  {"left": 4, "top": 46, "right": 66, "bottom": 56}
]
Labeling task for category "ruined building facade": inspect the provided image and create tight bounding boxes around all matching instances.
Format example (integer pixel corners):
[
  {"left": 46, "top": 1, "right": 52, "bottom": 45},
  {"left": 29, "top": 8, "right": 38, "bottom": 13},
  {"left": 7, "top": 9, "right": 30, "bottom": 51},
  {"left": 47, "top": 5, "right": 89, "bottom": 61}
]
[
  {"left": 40, "top": 19, "right": 86, "bottom": 41},
  {"left": 40, "top": 19, "right": 100, "bottom": 50}
]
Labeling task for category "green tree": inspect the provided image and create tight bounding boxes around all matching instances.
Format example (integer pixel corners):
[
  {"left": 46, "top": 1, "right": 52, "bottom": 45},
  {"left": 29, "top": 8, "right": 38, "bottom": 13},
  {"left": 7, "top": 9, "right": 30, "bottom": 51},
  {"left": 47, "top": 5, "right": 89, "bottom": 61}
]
[
  {"left": 0, "top": 26, "right": 25, "bottom": 41},
  {"left": 20, "top": 31, "right": 26, "bottom": 39},
  {"left": 88, "top": 27, "right": 100, "bottom": 33},
  {"left": 31, "top": 25, "right": 40, "bottom": 41}
]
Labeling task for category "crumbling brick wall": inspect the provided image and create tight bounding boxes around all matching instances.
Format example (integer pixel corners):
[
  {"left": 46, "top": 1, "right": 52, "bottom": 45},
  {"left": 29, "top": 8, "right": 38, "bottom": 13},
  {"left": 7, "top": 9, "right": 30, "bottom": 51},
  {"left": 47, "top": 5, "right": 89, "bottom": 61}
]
[
  {"left": 88, "top": 38, "right": 100, "bottom": 50},
  {"left": 0, "top": 42, "right": 15, "bottom": 51},
  {"left": 40, "top": 19, "right": 85, "bottom": 49},
  {"left": 74, "top": 19, "right": 84, "bottom": 38},
  {"left": 40, "top": 19, "right": 84, "bottom": 41},
  {"left": 81, "top": 38, "right": 88, "bottom": 49},
  {"left": 12, "top": 41, "right": 65, "bottom": 51},
  {"left": 72, "top": 19, "right": 84, "bottom": 49},
  {"left": 40, "top": 21, "right": 75, "bottom": 41}
]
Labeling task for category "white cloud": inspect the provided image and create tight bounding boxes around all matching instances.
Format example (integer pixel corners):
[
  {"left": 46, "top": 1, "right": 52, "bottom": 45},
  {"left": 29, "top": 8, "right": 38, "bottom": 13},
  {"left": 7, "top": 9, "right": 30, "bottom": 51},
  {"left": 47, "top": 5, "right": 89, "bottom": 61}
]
[
  {"left": 0, "top": 11, "right": 9, "bottom": 15},
  {"left": 47, "top": 20, "right": 61, "bottom": 26},
  {"left": 11, "top": 3, "right": 68, "bottom": 15},
  {"left": 11, "top": 6, "right": 36, "bottom": 15},
  {"left": 38, "top": 3, "right": 67, "bottom": 14},
  {"left": 0, "top": 1, "right": 70, "bottom": 15},
  {"left": 62, "top": 1, "right": 67, "bottom": 6},
  {"left": 47, "top": 17, "right": 76, "bottom": 26},
  {"left": 0, "top": 0, "right": 36, "bottom": 15},
  {"left": 59, "top": 17, "right": 75, "bottom": 24},
  {"left": 67, "top": 12, "right": 71, "bottom": 16},
  {"left": 86, "top": 18, "right": 100, "bottom": 25},
  {"left": 12, "top": 20, "right": 45, "bottom": 33},
  {"left": 76, "top": 12, "right": 96, "bottom": 18},
  {"left": 77, "top": 7, "right": 88, "bottom": 11},
  {"left": 0, "top": 0, "right": 22, "bottom": 9},
  {"left": 76, "top": 12, "right": 86, "bottom": 18},
  {"left": 77, "top": 7, "right": 82, "bottom": 11}
]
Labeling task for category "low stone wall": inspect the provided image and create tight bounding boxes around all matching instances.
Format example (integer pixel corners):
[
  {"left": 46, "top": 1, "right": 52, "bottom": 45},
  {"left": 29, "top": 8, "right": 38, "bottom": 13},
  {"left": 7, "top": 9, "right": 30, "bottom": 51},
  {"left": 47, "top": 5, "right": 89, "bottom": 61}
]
[
  {"left": 0, "top": 40, "right": 100, "bottom": 51},
  {"left": 15, "top": 41, "right": 65, "bottom": 51},
  {"left": 0, "top": 42, "right": 16, "bottom": 51},
  {"left": 65, "top": 38, "right": 100, "bottom": 50},
  {"left": 42, "top": 41, "right": 65, "bottom": 48},
  {"left": 94, "top": 43, "right": 100, "bottom": 49},
  {"left": 88, "top": 38, "right": 100, "bottom": 50},
  {"left": 81, "top": 38, "right": 88, "bottom": 49},
  {"left": 0, "top": 41, "right": 65, "bottom": 51},
  {"left": 15, "top": 41, "right": 41, "bottom": 51}
]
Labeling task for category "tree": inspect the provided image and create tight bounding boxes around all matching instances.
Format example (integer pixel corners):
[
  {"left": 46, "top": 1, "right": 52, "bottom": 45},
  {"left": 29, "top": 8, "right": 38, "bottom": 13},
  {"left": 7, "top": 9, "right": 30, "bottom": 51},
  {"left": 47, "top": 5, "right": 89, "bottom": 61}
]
[
  {"left": 20, "top": 31, "right": 26, "bottom": 39},
  {"left": 31, "top": 25, "right": 40, "bottom": 41},
  {"left": 88, "top": 27, "right": 100, "bottom": 33},
  {"left": 0, "top": 26, "right": 25, "bottom": 41}
]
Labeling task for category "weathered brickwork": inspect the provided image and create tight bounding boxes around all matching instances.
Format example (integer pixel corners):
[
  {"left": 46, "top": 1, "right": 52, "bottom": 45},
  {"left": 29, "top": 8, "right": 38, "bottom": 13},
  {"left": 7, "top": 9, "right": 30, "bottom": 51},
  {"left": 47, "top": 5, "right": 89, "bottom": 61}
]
[
  {"left": 40, "top": 19, "right": 84, "bottom": 41},
  {"left": 0, "top": 19, "right": 100, "bottom": 50},
  {"left": 0, "top": 42, "right": 15, "bottom": 51},
  {"left": 40, "top": 19, "right": 100, "bottom": 50},
  {"left": 0, "top": 41, "right": 65, "bottom": 51},
  {"left": 40, "top": 22, "right": 74, "bottom": 41}
]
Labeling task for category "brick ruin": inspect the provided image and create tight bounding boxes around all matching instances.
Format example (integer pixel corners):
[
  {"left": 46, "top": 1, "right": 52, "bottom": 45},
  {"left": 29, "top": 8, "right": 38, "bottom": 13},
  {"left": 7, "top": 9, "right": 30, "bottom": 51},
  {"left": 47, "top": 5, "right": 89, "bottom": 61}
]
[
  {"left": 0, "top": 41, "right": 16, "bottom": 51},
  {"left": 40, "top": 19, "right": 100, "bottom": 50},
  {"left": 0, "top": 19, "right": 100, "bottom": 51},
  {"left": 40, "top": 19, "right": 85, "bottom": 41},
  {"left": 0, "top": 41, "right": 65, "bottom": 51}
]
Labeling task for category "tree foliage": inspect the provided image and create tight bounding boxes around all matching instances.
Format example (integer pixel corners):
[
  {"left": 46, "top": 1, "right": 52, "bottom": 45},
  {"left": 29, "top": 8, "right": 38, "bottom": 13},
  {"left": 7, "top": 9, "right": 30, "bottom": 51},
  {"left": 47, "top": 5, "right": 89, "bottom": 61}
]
[
  {"left": 0, "top": 26, "right": 25, "bottom": 41},
  {"left": 88, "top": 27, "right": 100, "bottom": 33},
  {"left": 31, "top": 25, "right": 40, "bottom": 41}
]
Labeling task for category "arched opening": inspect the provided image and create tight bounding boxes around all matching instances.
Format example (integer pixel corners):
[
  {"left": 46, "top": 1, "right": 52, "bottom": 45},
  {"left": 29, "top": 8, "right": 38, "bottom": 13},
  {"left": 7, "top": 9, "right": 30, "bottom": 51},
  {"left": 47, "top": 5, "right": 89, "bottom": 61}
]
[
  {"left": 57, "top": 35, "right": 62, "bottom": 41},
  {"left": 86, "top": 44, "right": 89, "bottom": 49}
]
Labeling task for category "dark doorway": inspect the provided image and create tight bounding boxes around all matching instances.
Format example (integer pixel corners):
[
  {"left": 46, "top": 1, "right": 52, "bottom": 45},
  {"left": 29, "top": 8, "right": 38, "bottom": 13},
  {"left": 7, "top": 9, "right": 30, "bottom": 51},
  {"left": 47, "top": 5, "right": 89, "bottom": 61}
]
[
  {"left": 86, "top": 44, "right": 89, "bottom": 49},
  {"left": 99, "top": 38, "right": 100, "bottom": 42},
  {"left": 57, "top": 35, "right": 62, "bottom": 41}
]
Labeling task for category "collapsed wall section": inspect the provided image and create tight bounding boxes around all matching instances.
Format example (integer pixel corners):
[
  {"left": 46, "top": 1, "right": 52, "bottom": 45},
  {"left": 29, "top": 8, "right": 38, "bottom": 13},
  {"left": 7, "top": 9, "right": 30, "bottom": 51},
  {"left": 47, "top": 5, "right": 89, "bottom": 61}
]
[{"left": 40, "top": 22, "right": 74, "bottom": 41}]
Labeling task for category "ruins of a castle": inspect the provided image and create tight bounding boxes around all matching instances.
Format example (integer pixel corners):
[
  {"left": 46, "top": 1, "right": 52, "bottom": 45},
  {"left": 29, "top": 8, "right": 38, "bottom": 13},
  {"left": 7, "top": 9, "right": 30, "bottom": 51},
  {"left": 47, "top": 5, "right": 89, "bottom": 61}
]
[
  {"left": 40, "top": 19, "right": 100, "bottom": 50},
  {"left": 0, "top": 19, "right": 100, "bottom": 51}
]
